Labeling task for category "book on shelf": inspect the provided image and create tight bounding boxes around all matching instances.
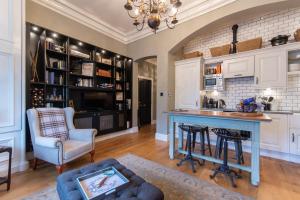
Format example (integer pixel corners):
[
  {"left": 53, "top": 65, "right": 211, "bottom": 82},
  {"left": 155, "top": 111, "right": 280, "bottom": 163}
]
[
  {"left": 70, "top": 49, "right": 90, "bottom": 59},
  {"left": 48, "top": 58, "right": 65, "bottom": 69},
  {"left": 45, "top": 39, "right": 65, "bottom": 53}
]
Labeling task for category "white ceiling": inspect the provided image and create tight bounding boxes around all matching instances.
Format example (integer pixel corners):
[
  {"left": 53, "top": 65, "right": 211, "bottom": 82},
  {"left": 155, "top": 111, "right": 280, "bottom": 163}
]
[
  {"left": 32, "top": 0, "right": 237, "bottom": 43},
  {"left": 64, "top": 0, "right": 199, "bottom": 33}
]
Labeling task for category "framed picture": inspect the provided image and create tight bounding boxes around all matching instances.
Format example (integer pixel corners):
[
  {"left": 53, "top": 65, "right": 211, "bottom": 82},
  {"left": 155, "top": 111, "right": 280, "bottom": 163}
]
[
  {"left": 76, "top": 167, "right": 129, "bottom": 200},
  {"left": 82, "top": 63, "right": 94, "bottom": 77}
]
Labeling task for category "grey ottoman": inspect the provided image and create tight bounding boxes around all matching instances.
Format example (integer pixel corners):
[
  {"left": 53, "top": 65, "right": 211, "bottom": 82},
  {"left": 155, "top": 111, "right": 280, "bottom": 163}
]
[{"left": 57, "top": 158, "right": 164, "bottom": 200}]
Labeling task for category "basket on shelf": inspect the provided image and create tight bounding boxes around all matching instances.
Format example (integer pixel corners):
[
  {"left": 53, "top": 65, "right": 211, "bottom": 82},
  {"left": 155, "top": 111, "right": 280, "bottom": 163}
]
[
  {"left": 210, "top": 44, "right": 231, "bottom": 57},
  {"left": 183, "top": 51, "right": 203, "bottom": 59},
  {"left": 294, "top": 29, "right": 300, "bottom": 42},
  {"left": 236, "top": 37, "right": 262, "bottom": 53}
]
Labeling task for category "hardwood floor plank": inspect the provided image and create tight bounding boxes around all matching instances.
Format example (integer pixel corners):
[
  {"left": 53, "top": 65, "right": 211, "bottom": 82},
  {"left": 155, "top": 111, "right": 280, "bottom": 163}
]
[{"left": 0, "top": 124, "right": 299, "bottom": 200}]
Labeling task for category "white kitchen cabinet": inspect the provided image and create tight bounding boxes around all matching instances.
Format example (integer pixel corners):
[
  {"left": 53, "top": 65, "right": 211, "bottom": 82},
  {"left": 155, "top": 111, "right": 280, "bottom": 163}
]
[
  {"left": 175, "top": 58, "right": 203, "bottom": 109},
  {"left": 222, "top": 56, "right": 254, "bottom": 78},
  {"left": 290, "top": 129, "right": 300, "bottom": 155},
  {"left": 260, "top": 114, "right": 289, "bottom": 153},
  {"left": 255, "top": 50, "right": 287, "bottom": 88}
]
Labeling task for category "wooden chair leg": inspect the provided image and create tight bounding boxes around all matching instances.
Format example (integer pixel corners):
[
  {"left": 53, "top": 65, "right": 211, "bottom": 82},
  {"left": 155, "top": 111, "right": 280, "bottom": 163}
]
[
  {"left": 90, "top": 150, "right": 95, "bottom": 163},
  {"left": 56, "top": 165, "right": 64, "bottom": 174},
  {"left": 33, "top": 158, "right": 38, "bottom": 170}
]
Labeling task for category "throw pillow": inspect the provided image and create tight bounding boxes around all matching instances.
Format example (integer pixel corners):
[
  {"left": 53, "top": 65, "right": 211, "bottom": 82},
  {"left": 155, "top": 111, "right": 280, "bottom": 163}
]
[{"left": 37, "top": 108, "right": 69, "bottom": 141}]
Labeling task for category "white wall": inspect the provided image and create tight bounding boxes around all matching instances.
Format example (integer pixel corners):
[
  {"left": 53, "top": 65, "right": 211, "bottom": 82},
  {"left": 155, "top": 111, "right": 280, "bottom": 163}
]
[{"left": 0, "top": 0, "right": 28, "bottom": 175}]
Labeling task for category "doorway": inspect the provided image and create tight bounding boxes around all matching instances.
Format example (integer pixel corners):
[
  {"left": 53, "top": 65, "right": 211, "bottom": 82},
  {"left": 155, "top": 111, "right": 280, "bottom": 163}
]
[{"left": 138, "top": 77, "right": 152, "bottom": 127}]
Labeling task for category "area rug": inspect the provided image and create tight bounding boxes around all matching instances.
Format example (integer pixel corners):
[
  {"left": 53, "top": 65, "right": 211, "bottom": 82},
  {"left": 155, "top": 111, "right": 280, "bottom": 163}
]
[{"left": 22, "top": 154, "right": 252, "bottom": 200}]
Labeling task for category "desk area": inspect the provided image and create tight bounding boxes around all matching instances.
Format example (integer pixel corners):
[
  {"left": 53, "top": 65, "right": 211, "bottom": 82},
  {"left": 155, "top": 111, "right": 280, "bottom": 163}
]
[{"left": 167, "top": 110, "right": 272, "bottom": 186}]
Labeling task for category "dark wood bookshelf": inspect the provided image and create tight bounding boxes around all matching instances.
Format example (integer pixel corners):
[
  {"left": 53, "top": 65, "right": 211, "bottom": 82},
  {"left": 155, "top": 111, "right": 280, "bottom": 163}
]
[{"left": 26, "top": 22, "right": 133, "bottom": 151}]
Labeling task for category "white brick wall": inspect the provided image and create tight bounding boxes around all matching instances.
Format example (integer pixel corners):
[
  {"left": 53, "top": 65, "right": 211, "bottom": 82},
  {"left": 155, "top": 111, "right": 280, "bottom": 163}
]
[
  {"left": 207, "top": 76, "right": 300, "bottom": 111},
  {"left": 184, "top": 7, "right": 300, "bottom": 58},
  {"left": 183, "top": 7, "right": 300, "bottom": 111}
]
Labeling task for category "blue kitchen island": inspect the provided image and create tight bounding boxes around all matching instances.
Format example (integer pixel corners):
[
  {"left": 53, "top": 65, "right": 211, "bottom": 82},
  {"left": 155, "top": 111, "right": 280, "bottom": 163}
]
[{"left": 168, "top": 110, "right": 272, "bottom": 186}]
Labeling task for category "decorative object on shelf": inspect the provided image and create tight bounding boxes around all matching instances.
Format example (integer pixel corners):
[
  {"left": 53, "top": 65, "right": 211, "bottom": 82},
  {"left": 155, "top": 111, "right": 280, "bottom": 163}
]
[
  {"left": 95, "top": 52, "right": 102, "bottom": 63},
  {"left": 116, "top": 92, "right": 123, "bottom": 101},
  {"left": 210, "top": 44, "right": 231, "bottom": 57},
  {"left": 82, "top": 63, "right": 94, "bottom": 77},
  {"left": 294, "top": 28, "right": 300, "bottom": 42},
  {"left": 31, "top": 87, "right": 44, "bottom": 108},
  {"left": 116, "top": 60, "right": 122, "bottom": 68},
  {"left": 183, "top": 51, "right": 203, "bottom": 59},
  {"left": 45, "top": 39, "right": 65, "bottom": 53},
  {"left": 230, "top": 24, "right": 239, "bottom": 54},
  {"left": 270, "top": 35, "right": 290, "bottom": 46},
  {"left": 30, "top": 40, "right": 41, "bottom": 82},
  {"left": 236, "top": 37, "right": 262, "bottom": 53},
  {"left": 69, "top": 100, "right": 74, "bottom": 107},
  {"left": 124, "top": 0, "right": 182, "bottom": 33}
]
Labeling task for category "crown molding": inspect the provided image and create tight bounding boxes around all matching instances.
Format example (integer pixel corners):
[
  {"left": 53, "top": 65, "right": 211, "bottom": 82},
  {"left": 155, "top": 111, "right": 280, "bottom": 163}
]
[{"left": 31, "top": 0, "right": 237, "bottom": 44}]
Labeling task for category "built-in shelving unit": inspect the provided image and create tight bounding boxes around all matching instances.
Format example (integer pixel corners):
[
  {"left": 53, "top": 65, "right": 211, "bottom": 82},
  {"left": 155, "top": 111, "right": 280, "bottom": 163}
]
[{"left": 26, "top": 23, "right": 133, "bottom": 150}]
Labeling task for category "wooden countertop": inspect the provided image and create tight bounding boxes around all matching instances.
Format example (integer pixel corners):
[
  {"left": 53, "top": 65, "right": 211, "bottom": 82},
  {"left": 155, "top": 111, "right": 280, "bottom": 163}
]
[{"left": 168, "top": 110, "right": 272, "bottom": 122}]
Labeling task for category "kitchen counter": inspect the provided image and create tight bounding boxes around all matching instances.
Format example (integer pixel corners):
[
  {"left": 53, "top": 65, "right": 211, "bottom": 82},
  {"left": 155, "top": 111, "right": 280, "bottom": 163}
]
[
  {"left": 169, "top": 109, "right": 272, "bottom": 121},
  {"left": 168, "top": 109, "right": 272, "bottom": 186},
  {"left": 200, "top": 108, "right": 295, "bottom": 115}
]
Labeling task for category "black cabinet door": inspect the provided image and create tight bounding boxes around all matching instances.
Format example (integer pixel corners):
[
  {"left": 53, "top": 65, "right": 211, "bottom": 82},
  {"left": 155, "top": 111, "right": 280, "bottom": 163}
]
[{"left": 138, "top": 79, "right": 152, "bottom": 126}]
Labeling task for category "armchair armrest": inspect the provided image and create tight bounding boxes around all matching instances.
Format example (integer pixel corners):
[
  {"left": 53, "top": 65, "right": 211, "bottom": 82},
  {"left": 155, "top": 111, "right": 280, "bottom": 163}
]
[
  {"left": 69, "top": 129, "right": 97, "bottom": 142},
  {"left": 35, "top": 136, "right": 62, "bottom": 148}
]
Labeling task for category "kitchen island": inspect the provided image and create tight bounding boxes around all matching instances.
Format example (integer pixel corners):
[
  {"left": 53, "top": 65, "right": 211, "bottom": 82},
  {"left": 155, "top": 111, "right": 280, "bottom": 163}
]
[{"left": 168, "top": 110, "right": 272, "bottom": 186}]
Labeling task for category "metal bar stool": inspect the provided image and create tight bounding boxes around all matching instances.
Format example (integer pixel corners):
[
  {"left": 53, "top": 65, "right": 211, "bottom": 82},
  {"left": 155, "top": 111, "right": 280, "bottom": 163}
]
[
  {"left": 210, "top": 128, "right": 249, "bottom": 187},
  {"left": 184, "top": 126, "right": 212, "bottom": 163},
  {"left": 177, "top": 124, "right": 202, "bottom": 173}
]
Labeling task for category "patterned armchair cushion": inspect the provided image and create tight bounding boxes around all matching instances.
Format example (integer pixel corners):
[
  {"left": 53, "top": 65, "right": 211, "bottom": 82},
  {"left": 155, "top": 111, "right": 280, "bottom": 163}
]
[{"left": 37, "top": 108, "right": 69, "bottom": 141}]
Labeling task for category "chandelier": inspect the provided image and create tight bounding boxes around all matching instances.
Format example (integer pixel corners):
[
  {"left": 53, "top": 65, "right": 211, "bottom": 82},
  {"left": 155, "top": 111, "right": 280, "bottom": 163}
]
[{"left": 124, "top": 0, "right": 182, "bottom": 33}]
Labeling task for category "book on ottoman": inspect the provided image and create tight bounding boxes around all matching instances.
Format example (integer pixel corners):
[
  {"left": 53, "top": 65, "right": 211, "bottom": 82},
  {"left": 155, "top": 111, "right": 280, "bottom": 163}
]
[{"left": 76, "top": 166, "right": 130, "bottom": 200}]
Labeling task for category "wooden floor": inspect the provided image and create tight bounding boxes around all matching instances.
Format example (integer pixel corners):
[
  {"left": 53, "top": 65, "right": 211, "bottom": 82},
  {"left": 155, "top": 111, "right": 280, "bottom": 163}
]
[{"left": 1, "top": 125, "right": 300, "bottom": 200}]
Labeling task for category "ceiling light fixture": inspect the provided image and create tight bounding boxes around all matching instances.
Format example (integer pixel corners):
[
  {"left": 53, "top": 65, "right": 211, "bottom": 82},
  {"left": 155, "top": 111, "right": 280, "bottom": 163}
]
[
  {"left": 124, "top": 0, "right": 182, "bottom": 33},
  {"left": 78, "top": 42, "right": 83, "bottom": 46},
  {"left": 32, "top": 26, "right": 39, "bottom": 32},
  {"left": 52, "top": 33, "right": 58, "bottom": 38}
]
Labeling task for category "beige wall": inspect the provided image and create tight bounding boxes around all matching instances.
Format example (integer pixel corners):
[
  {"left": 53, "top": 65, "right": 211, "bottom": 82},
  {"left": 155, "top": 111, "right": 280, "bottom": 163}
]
[
  {"left": 26, "top": 0, "right": 127, "bottom": 56},
  {"left": 128, "top": 0, "right": 297, "bottom": 135}
]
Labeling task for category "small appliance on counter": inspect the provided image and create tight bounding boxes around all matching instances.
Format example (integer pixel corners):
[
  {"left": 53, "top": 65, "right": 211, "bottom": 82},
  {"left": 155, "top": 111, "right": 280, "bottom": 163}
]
[{"left": 202, "top": 96, "right": 226, "bottom": 109}]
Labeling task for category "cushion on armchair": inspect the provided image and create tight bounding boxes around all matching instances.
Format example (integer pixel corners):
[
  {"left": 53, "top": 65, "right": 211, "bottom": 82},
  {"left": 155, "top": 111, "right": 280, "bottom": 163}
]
[{"left": 37, "top": 108, "right": 69, "bottom": 141}]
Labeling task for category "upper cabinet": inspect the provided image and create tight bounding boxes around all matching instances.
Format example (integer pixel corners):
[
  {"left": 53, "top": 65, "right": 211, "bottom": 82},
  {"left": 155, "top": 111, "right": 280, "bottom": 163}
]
[
  {"left": 222, "top": 56, "right": 254, "bottom": 78},
  {"left": 255, "top": 50, "right": 287, "bottom": 88},
  {"left": 175, "top": 58, "right": 202, "bottom": 110}
]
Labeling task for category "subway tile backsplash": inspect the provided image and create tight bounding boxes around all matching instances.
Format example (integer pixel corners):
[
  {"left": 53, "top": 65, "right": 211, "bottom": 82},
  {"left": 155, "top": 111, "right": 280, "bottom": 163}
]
[
  {"left": 183, "top": 6, "right": 300, "bottom": 111},
  {"left": 207, "top": 76, "right": 300, "bottom": 111}
]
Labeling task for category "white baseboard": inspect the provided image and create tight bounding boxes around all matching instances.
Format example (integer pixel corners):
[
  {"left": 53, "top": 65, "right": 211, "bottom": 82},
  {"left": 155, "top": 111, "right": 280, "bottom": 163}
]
[
  {"left": 155, "top": 132, "right": 168, "bottom": 142},
  {"left": 0, "top": 160, "right": 29, "bottom": 176},
  {"left": 95, "top": 127, "right": 138, "bottom": 143}
]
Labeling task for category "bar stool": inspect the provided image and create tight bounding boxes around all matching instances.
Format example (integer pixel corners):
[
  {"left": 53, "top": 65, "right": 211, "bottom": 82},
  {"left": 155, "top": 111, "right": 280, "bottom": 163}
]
[
  {"left": 184, "top": 126, "right": 212, "bottom": 161},
  {"left": 210, "top": 128, "right": 249, "bottom": 187},
  {"left": 177, "top": 124, "right": 202, "bottom": 173},
  {"left": 214, "top": 130, "right": 250, "bottom": 165}
]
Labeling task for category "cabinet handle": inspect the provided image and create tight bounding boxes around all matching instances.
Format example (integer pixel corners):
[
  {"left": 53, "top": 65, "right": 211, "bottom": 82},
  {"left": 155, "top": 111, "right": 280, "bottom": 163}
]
[
  {"left": 292, "top": 133, "right": 295, "bottom": 143},
  {"left": 234, "top": 74, "right": 243, "bottom": 77}
]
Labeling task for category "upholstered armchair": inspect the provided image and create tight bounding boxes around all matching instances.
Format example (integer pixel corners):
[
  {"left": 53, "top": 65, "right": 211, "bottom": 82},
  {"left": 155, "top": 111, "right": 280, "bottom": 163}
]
[{"left": 27, "top": 107, "right": 97, "bottom": 174}]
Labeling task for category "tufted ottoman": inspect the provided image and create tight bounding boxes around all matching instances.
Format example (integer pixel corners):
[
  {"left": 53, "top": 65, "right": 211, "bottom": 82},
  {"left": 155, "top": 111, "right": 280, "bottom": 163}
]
[{"left": 57, "top": 158, "right": 164, "bottom": 200}]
